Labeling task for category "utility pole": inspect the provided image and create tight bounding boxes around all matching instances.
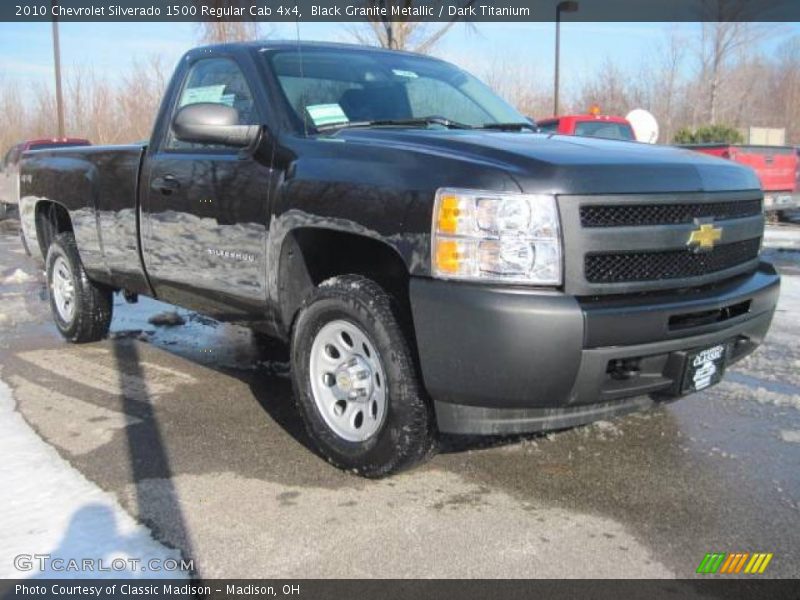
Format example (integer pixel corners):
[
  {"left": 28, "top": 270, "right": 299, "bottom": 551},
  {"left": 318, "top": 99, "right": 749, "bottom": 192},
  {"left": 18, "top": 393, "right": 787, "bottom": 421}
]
[
  {"left": 554, "top": 1, "right": 579, "bottom": 116},
  {"left": 51, "top": 0, "right": 65, "bottom": 137}
]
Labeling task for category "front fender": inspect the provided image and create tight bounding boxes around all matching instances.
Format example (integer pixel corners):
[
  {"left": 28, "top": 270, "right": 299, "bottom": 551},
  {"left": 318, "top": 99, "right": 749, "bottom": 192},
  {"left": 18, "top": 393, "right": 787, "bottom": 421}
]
[{"left": 266, "top": 210, "right": 421, "bottom": 333}]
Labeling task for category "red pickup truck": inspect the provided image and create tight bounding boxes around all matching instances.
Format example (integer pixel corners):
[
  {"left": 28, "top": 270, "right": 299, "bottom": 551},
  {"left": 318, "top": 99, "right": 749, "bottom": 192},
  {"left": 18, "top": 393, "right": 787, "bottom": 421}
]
[
  {"left": 536, "top": 113, "right": 636, "bottom": 141},
  {"left": 681, "top": 144, "right": 799, "bottom": 218}
]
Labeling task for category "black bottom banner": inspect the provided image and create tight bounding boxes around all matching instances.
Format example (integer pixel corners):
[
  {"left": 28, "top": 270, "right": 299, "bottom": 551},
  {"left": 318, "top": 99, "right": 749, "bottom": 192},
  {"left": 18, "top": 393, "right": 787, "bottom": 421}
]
[{"left": 2, "top": 579, "right": 799, "bottom": 600}]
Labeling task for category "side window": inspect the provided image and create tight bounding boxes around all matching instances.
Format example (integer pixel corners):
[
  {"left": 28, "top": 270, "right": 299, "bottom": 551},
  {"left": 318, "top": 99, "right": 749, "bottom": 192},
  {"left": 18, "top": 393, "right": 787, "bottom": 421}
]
[{"left": 166, "top": 58, "right": 257, "bottom": 151}]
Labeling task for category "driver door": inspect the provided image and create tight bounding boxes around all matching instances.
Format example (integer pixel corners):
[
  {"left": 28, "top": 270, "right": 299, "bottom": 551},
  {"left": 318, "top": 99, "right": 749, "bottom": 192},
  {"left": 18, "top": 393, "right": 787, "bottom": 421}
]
[{"left": 141, "top": 56, "right": 276, "bottom": 318}]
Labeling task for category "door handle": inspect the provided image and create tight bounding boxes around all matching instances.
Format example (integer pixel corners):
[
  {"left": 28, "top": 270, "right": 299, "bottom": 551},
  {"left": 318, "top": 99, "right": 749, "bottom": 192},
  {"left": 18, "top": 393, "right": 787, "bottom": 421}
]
[{"left": 151, "top": 174, "right": 180, "bottom": 195}]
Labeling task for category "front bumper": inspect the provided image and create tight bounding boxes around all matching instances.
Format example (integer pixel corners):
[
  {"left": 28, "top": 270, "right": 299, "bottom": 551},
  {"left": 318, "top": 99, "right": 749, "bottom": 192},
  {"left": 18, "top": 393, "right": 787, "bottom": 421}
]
[{"left": 409, "top": 263, "right": 780, "bottom": 435}]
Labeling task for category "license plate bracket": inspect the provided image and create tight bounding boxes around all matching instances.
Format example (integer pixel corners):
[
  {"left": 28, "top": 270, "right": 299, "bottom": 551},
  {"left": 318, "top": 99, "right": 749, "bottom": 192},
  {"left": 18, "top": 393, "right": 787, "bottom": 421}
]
[{"left": 682, "top": 343, "right": 727, "bottom": 393}]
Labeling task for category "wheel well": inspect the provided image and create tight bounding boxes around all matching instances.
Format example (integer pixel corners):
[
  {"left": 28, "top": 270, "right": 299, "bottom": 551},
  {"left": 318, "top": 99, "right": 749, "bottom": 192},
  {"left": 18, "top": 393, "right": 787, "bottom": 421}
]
[
  {"left": 279, "top": 228, "right": 412, "bottom": 335},
  {"left": 35, "top": 201, "right": 73, "bottom": 258}
]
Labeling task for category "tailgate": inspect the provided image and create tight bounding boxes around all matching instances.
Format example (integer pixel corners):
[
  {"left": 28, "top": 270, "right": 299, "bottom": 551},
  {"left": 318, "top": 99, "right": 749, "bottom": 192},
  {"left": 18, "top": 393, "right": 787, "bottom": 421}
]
[{"left": 733, "top": 146, "right": 796, "bottom": 192}]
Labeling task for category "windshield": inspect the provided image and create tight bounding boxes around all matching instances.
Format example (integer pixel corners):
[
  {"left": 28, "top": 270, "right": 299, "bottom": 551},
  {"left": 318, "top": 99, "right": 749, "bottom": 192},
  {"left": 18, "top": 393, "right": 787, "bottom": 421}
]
[
  {"left": 268, "top": 49, "right": 527, "bottom": 130},
  {"left": 574, "top": 121, "right": 635, "bottom": 141}
]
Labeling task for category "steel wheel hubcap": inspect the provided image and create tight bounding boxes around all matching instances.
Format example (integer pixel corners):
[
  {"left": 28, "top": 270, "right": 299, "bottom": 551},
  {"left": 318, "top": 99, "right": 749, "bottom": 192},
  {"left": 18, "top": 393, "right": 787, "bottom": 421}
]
[
  {"left": 309, "top": 319, "right": 387, "bottom": 442},
  {"left": 51, "top": 256, "right": 76, "bottom": 323}
]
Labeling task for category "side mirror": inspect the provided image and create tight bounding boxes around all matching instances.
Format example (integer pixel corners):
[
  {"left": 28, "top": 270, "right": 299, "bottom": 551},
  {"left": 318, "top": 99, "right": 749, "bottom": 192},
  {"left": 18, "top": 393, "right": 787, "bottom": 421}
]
[{"left": 172, "top": 103, "right": 260, "bottom": 147}]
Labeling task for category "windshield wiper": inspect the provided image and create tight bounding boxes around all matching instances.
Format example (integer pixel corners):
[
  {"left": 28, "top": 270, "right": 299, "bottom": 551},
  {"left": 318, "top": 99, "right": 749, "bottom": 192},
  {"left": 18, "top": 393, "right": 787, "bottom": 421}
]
[
  {"left": 316, "top": 116, "right": 474, "bottom": 132},
  {"left": 480, "top": 122, "right": 537, "bottom": 132},
  {"left": 371, "top": 116, "right": 474, "bottom": 129}
]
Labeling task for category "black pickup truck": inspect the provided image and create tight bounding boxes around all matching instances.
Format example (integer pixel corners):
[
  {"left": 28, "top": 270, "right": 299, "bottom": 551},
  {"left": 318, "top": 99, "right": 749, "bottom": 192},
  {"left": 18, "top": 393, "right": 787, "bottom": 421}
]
[{"left": 20, "top": 42, "right": 779, "bottom": 476}]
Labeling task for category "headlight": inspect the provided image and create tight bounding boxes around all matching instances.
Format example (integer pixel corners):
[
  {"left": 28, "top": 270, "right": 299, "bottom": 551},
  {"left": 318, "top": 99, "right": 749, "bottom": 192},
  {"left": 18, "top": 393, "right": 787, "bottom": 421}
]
[{"left": 432, "top": 188, "right": 562, "bottom": 285}]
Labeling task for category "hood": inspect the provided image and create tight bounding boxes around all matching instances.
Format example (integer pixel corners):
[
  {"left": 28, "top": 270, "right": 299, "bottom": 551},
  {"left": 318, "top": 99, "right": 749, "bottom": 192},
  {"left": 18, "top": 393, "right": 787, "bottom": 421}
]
[{"left": 336, "top": 130, "right": 761, "bottom": 195}]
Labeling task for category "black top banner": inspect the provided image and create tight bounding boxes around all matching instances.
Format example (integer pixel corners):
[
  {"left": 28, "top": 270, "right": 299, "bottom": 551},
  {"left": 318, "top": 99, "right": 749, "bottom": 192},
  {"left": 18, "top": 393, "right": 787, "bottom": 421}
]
[{"left": 3, "top": 0, "right": 800, "bottom": 22}]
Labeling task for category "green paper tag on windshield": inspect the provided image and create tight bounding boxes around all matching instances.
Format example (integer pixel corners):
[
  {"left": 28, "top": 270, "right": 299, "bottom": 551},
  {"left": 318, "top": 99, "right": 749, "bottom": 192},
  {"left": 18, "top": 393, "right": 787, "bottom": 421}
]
[
  {"left": 180, "top": 85, "right": 226, "bottom": 107},
  {"left": 306, "top": 103, "right": 349, "bottom": 127}
]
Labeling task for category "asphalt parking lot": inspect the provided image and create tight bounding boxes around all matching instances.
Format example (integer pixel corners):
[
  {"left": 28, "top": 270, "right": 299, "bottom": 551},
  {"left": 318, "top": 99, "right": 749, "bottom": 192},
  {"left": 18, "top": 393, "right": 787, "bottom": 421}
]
[{"left": 1, "top": 216, "right": 799, "bottom": 579}]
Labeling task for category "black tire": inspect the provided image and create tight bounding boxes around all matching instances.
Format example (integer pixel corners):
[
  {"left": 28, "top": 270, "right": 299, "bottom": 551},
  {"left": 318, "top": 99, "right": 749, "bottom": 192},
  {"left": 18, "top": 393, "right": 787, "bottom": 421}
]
[
  {"left": 19, "top": 223, "right": 31, "bottom": 257},
  {"left": 46, "top": 232, "right": 113, "bottom": 343},
  {"left": 291, "top": 275, "right": 435, "bottom": 477}
]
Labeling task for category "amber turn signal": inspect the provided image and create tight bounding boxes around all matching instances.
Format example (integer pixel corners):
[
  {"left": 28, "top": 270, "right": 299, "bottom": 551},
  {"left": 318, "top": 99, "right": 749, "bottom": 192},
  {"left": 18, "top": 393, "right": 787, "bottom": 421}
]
[
  {"left": 436, "top": 195, "right": 461, "bottom": 234},
  {"left": 434, "top": 239, "right": 461, "bottom": 273}
]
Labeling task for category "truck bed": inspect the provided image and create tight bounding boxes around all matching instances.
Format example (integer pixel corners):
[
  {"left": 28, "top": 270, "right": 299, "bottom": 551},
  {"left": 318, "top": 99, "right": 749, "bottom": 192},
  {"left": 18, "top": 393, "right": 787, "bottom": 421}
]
[
  {"left": 681, "top": 144, "right": 797, "bottom": 193},
  {"left": 20, "top": 144, "right": 148, "bottom": 291}
]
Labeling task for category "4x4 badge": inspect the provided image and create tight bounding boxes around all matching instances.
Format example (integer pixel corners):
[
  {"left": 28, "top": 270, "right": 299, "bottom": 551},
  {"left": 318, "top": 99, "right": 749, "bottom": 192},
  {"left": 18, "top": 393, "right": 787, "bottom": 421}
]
[{"left": 687, "top": 223, "right": 722, "bottom": 250}]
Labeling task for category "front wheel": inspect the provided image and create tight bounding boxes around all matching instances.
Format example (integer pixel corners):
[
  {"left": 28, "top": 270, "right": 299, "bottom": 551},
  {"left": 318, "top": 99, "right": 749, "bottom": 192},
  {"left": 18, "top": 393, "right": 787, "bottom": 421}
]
[
  {"left": 46, "top": 232, "right": 113, "bottom": 343},
  {"left": 291, "top": 275, "right": 435, "bottom": 477}
]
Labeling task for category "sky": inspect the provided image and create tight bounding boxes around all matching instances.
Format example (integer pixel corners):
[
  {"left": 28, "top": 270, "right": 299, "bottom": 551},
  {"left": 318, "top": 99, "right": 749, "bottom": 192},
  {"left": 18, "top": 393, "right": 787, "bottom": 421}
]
[{"left": 1, "top": 21, "right": 798, "bottom": 102}]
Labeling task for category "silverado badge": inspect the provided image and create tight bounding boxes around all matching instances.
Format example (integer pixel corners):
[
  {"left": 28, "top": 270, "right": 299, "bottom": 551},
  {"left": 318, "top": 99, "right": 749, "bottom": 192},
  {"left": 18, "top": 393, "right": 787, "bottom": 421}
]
[{"left": 687, "top": 223, "right": 722, "bottom": 250}]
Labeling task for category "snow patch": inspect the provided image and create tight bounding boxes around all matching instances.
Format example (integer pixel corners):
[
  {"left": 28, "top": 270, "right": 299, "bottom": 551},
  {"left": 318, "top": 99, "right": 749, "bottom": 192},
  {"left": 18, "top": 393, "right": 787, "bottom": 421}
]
[
  {"left": 1, "top": 268, "right": 34, "bottom": 284},
  {"left": 780, "top": 430, "right": 800, "bottom": 444},
  {"left": 0, "top": 378, "right": 187, "bottom": 579},
  {"left": 576, "top": 419, "right": 624, "bottom": 441},
  {"left": 763, "top": 226, "right": 800, "bottom": 250},
  {"left": 724, "top": 381, "right": 800, "bottom": 410}
]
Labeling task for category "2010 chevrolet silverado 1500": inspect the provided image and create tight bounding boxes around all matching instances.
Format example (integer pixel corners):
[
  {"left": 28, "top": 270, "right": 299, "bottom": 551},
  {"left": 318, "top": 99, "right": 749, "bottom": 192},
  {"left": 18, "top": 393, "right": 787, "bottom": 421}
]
[{"left": 19, "top": 42, "right": 780, "bottom": 476}]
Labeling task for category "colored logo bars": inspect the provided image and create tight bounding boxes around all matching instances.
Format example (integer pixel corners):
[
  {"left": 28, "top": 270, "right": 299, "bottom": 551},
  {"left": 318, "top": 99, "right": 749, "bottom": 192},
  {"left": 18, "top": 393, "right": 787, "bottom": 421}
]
[{"left": 697, "top": 552, "right": 773, "bottom": 574}]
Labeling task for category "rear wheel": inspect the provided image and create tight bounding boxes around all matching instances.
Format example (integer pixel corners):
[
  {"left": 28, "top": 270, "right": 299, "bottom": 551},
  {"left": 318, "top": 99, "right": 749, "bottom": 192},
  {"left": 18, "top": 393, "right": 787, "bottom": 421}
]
[
  {"left": 46, "top": 232, "right": 113, "bottom": 343},
  {"left": 19, "top": 224, "right": 31, "bottom": 256},
  {"left": 291, "top": 275, "right": 435, "bottom": 477}
]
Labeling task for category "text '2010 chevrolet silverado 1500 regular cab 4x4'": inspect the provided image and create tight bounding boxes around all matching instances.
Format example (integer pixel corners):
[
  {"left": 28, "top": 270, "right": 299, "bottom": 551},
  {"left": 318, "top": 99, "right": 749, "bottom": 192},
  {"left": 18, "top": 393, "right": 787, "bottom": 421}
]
[{"left": 20, "top": 42, "right": 779, "bottom": 476}]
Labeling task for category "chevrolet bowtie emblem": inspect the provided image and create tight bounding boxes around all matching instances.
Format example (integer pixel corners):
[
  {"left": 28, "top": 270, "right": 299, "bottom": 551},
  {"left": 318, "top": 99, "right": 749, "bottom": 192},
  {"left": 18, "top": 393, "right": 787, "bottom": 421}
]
[{"left": 687, "top": 223, "right": 723, "bottom": 250}]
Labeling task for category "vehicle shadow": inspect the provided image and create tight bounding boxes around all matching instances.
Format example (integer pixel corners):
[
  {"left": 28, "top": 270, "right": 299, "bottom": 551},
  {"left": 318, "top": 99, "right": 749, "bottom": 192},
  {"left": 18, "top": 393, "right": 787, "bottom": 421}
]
[
  {"left": 111, "top": 311, "right": 556, "bottom": 462},
  {"left": 243, "top": 364, "right": 320, "bottom": 457},
  {"left": 110, "top": 338, "right": 195, "bottom": 573}
]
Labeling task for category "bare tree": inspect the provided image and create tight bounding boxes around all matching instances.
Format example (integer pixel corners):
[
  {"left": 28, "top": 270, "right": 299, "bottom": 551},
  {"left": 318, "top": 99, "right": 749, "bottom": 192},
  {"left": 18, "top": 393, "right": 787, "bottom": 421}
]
[
  {"left": 2, "top": 23, "right": 799, "bottom": 155},
  {"left": 0, "top": 54, "right": 171, "bottom": 152},
  {"left": 115, "top": 56, "right": 170, "bottom": 142},
  {"left": 772, "top": 36, "right": 800, "bottom": 144},
  {"left": 347, "top": 1, "right": 476, "bottom": 53},
  {"left": 574, "top": 57, "right": 635, "bottom": 117},
  {"left": 695, "top": 3, "right": 771, "bottom": 124},
  {"left": 197, "top": 22, "right": 262, "bottom": 44},
  {"left": 482, "top": 55, "right": 551, "bottom": 119},
  {"left": 650, "top": 28, "right": 687, "bottom": 142},
  {"left": 700, "top": 23, "right": 743, "bottom": 122},
  {"left": 0, "top": 77, "right": 30, "bottom": 154}
]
